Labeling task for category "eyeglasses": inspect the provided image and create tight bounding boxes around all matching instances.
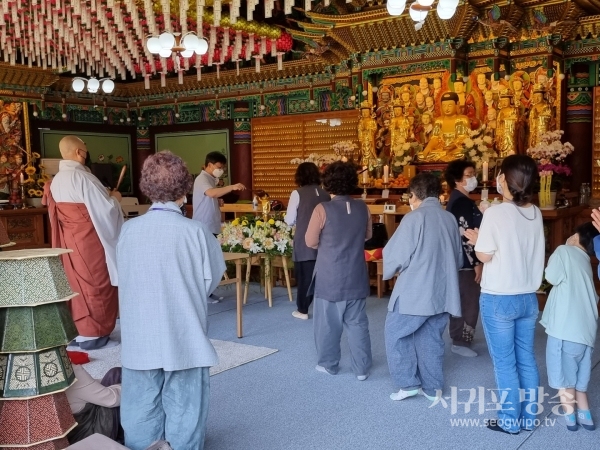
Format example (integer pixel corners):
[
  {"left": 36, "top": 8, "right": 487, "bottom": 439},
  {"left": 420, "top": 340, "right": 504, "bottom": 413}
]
[{"left": 409, "top": 192, "right": 414, "bottom": 199}]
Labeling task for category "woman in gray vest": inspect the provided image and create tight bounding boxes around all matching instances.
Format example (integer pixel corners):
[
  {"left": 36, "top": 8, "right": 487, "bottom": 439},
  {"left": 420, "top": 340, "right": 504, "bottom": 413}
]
[
  {"left": 285, "top": 162, "right": 330, "bottom": 320},
  {"left": 305, "top": 161, "right": 373, "bottom": 380}
]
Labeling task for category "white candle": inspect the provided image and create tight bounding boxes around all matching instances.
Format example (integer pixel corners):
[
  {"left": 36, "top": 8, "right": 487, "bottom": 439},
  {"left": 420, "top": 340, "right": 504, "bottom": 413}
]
[
  {"left": 482, "top": 161, "right": 488, "bottom": 182},
  {"left": 362, "top": 166, "right": 368, "bottom": 184},
  {"left": 19, "top": 173, "right": 24, "bottom": 184},
  {"left": 383, "top": 165, "right": 389, "bottom": 183}
]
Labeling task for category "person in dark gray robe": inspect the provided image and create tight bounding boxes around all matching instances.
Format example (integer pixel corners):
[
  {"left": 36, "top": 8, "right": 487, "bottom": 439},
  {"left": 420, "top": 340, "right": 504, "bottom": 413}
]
[
  {"left": 305, "top": 161, "right": 373, "bottom": 380},
  {"left": 383, "top": 172, "right": 462, "bottom": 401}
]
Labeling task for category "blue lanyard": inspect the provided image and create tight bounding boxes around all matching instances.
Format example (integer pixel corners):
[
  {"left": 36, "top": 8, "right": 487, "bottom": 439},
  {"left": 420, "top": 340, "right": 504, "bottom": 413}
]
[{"left": 148, "top": 207, "right": 184, "bottom": 215}]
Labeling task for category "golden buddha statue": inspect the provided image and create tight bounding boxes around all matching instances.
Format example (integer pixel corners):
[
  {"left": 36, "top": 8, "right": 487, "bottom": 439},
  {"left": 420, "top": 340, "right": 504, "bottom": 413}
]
[
  {"left": 358, "top": 100, "right": 378, "bottom": 168},
  {"left": 495, "top": 89, "right": 519, "bottom": 158},
  {"left": 416, "top": 92, "right": 470, "bottom": 163},
  {"left": 528, "top": 83, "right": 553, "bottom": 149},
  {"left": 390, "top": 99, "right": 412, "bottom": 156}
]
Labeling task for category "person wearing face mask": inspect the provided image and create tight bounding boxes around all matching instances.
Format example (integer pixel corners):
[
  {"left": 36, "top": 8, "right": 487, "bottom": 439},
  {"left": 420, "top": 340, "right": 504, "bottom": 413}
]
[
  {"left": 383, "top": 173, "right": 462, "bottom": 402},
  {"left": 444, "top": 160, "right": 483, "bottom": 358},
  {"left": 464, "top": 155, "right": 544, "bottom": 435},
  {"left": 118, "top": 151, "right": 225, "bottom": 450},
  {"left": 42, "top": 135, "right": 123, "bottom": 350},
  {"left": 192, "top": 151, "right": 246, "bottom": 235}
]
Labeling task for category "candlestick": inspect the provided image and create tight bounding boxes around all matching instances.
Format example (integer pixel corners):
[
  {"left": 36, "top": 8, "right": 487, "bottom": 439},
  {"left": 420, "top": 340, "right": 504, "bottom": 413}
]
[
  {"left": 20, "top": 172, "right": 24, "bottom": 184},
  {"left": 362, "top": 166, "right": 369, "bottom": 184},
  {"left": 482, "top": 161, "right": 488, "bottom": 182},
  {"left": 383, "top": 165, "right": 389, "bottom": 183}
]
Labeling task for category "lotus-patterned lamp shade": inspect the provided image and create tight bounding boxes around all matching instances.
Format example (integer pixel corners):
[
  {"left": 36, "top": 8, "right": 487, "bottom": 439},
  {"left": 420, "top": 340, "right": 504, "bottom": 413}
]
[
  {"left": 0, "top": 392, "right": 76, "bottom": 446},
  {"left": 0, "top": 249, "right": 77, "bottom": 308},
  {"left": 0, "top": 303, "right": 77, "bottom": 353},
  {"left": 0, "top": 346, "right": 75, "bottom": 399},
  {"left": 3, "top": 437, "right": 70, "bottom": 450}
]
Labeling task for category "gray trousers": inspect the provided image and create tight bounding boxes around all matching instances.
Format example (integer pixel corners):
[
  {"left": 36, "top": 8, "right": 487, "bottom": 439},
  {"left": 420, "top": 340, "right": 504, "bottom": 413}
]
[
  {"left": 121, "top": 367, "right": 210, "bottom": 450},
  {"left": 385, "top": 303, "right": 449, "bottom": 397},
  {"left": 313, "top": 297, "right": 372, "bottom": 376}
]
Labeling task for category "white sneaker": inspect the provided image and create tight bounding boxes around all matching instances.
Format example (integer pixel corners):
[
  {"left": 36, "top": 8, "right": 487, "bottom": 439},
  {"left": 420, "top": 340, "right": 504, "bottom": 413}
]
[
  {"left": 357, "top": 374, "right": 369, "bottom": 381},
  {"left": 315, "top": 365, "right": 335, "bottom": 375},
  {"left": 451, "top": 345, "right": 477, "bottom": 357},
  {"left": 292, "top": 310, "right": 309, "bottom": 320},
  {"left": 390, "top": 389, "right": 419, "bottom": 401}
]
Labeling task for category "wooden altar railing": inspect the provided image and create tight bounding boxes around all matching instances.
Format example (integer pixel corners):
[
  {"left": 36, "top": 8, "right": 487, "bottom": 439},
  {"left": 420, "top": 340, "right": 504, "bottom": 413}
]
[{"left": 0, "top": 208, "right": 49, "bottom": 250}]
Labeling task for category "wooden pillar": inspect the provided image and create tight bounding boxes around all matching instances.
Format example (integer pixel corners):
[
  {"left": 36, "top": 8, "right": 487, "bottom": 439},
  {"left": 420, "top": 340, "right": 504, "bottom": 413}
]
[
  {"left": 564, "top": 86, "right": 593, "bottom": 190},
  {"left": 231, "top": 101, "right": 252, "bottom": 200}
]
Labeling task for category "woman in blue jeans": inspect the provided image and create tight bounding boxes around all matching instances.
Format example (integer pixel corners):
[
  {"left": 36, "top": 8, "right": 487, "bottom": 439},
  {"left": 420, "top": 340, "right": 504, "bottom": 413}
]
[{"left": 465, "top": 155, "right": 545, "bottom": 434}]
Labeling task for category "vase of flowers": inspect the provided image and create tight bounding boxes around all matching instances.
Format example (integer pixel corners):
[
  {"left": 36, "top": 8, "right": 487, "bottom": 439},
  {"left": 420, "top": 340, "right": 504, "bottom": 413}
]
[
  {"left": 290, "top": 153, "right": 340, "bottom": 172},
  {"left": 463, "top": 128, "right": 498, "bottom": 172},
  {"left": 526, "top": 130, "right": 574, "bottom": 194},
  {"left": 218, "top": 214, "right": 294, "bottom": 257},
  {"left": 330, "top": 141, "right": 358, "bottom": 162},
  {"left": 391, "top": 140, "right": 422, "bottom": 176}
]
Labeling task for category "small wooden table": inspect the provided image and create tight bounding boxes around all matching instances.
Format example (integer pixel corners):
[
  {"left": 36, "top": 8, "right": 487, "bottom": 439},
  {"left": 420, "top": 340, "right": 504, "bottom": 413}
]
[{"left": 221, "top": 252, "right": 251, "bottom": 338}]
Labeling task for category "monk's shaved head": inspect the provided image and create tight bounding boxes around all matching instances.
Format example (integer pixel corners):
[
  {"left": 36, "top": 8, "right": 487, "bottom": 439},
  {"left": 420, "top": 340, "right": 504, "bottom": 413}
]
[{"left": 59, "top": 135, "right": 86, "bottom": 160}]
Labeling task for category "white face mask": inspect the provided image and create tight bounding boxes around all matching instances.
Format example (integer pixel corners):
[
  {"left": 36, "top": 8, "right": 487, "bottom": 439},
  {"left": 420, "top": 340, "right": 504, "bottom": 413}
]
[
  {"left": 496, "top": 174, "right": 504, "bottom": 196},
  {"left": 212, "top": 168, "right": 224, "bottom": 179},
  {"left": 464, "top": 176, "right": 478, "bottom": 193}
]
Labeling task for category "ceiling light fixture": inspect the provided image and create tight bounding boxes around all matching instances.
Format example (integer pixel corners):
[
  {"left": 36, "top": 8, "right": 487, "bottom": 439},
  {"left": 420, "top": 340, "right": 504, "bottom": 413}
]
[
  {"left": 146, "top": 32, "right": 209, "bottom": 59},
  {"left": 387, "top": 0, "right": 459, "bottom": 26},
  {"left": 71, "top": 77, "right": 115, "bottom": 94}
]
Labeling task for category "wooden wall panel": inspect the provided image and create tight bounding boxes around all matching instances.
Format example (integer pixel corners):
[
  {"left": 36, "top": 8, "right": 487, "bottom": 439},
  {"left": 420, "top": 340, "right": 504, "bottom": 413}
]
[{"left": 251, "top": 110, "right": 359, "bottom": 201}]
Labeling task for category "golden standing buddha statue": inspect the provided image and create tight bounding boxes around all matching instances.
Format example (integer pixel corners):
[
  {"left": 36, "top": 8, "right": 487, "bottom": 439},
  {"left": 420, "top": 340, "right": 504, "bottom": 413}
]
[
  {"left": 528, "top": 83, "right": 553, "bottom": 149},
  {"left": 390, "top": 99, "right": 412, "bottom": 156},
  {"left": 358, "top": 100, "right": 378, "bottom": 168},
  {"left": 495, "top": 89, "right": 519, "bottom": 158},
  {"left": 416, "top": 92, "right": 470, "bottom": 163}
]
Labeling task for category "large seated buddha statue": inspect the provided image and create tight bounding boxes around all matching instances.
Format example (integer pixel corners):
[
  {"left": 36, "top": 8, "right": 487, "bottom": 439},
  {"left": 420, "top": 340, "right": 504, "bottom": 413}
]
[{"left": 416, "top": 92, "right": 469, "bottom": 163}]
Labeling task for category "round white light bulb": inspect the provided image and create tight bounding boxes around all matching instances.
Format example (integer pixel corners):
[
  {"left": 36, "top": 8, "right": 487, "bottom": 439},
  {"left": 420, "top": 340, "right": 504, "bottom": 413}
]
[
  {"left": 372, "top": 86, "right": 378, "bottom": 93},
  {"left": 387, "top": 1, "right": 406, "bottom": 16},
  {"left": 417, "top": 0, "right": 435, "bottom": 7},
  {"left": 87, "top": 77, "right": 100, "bottom": 93},
  {"left": 260, "top": 105, "right": 266, "bottom": 110},
  {"left": 72, "top": 78, "right": 85, "bottom": 92},
  {"left": 216, "top": 109, "right": 221, "bottom": 114},
  {"left": 196, "top": 38, "right": 209, "bottom": 55},
  {"left": 120, "top": 118, "right": 124, "bottom": 123},
  {"left": 388, "top": 0, "right": 407, "bottom": 7},
  {"left": 437, "top": 6, "right": 456, "bottom": 20},
  {"left": 126, "top": 117, "right": 131, "bottom": 122},
  {"left": 175, "top": 113, "right": 180, "bottom": 118},
  {"left": 409, "top": 5, "right": 428, "bottom": 22},
  {"left": 181, "top": 49, "right": 194, "bottom": 58},
  {"left": 559, "top": 73, "right": 566, "bottom": 80},
  {"left": 438, "top": 0, "right": 459, "bottom": 8},
  {"left": 309, "top": 99, "right": 315, "bottom": 105},
  {"left": 102, "top": 79, "right": 115, "bottom": 94},
  {"left": 103, "top": 116, "right": 108, "bottom": 121},
  {"left": 362, "top": 90, "right": 368, "bottom": 96},
  {"left": 350, "top": 95, "right": 356, "bottom": 101},
  {"left": 158, "top": 32, "right": 176, "bottom": 49},
  {"left": 147, "top": 37, "right": 161, "bottom": 54},
  {"left": 159, "top": 48, "right": 172, "bottom": 58},
  {"left": 183, "top": 34, "right": 200, "bottom": 51},
  {"left": 33, "top": 111, "right": 38, "bottom": 117},
  {"left": 463, "top": 76, "right": 469, "bottom": 83},
  {"left": 62, "top": 113, "right": 67, "bottom": 118}
]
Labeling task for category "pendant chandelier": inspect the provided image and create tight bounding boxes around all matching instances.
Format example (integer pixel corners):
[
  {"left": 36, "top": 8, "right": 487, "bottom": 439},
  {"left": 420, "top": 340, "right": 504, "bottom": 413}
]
[
  {"left": 387, "top": 0, "right": 460, "bottom": 30},
  {"left": 147, "top": 32, "right": 209, "bottom": 58},
  {"left": 71, "top": 77, "right": 115, "bottom": 94}
]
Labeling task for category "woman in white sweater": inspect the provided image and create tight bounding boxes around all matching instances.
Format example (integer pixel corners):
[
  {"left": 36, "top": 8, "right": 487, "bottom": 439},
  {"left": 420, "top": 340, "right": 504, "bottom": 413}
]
[{"left": 465, "top": 155, "right": 544, "bottom": 435}]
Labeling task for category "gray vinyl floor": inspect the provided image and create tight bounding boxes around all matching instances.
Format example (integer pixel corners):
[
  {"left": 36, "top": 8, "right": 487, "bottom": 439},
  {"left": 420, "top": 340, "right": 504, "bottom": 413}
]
[{"left": 204, "top": 283, "right": 600, "bottom": 450}]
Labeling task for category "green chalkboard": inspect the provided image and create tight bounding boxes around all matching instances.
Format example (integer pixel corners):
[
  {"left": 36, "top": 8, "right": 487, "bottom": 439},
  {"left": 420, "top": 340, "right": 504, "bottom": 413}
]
[
  {"left": 39, "top": 130, "right": 133, "bottom": 194},
  {"left": 154, "top": 129, "right": 230, "bottom": 182}
]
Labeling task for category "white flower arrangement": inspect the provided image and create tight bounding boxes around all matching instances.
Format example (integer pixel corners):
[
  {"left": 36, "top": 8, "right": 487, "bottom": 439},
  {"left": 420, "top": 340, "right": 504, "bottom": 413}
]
[
  {"left": 290, "top": 153, "right": 341, "bottom": 166},
  {"left": 392, "top": 141, "right": 422, "bottom": 170},
  {"left": 330, "top": 141, "right": 358, "bottom": 160},
  {"left": 463, "top": 128, "right": 497, "bottom": 170},
  {"left": 526, "top": 130, "right": 574, "bottom": 176},
  {"left": 218, "top": 215, "right": 294, "bottom": 256}
]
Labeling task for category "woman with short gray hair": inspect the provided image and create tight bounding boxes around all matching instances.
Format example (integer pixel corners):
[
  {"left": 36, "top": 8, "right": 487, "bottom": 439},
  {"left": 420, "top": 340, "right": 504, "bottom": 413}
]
[
  {"left": 118, "top": 151, "right": 225, "bottom": 450},
  {"left": 383, "top": 172, "right": 463, "bottom": 402}
]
